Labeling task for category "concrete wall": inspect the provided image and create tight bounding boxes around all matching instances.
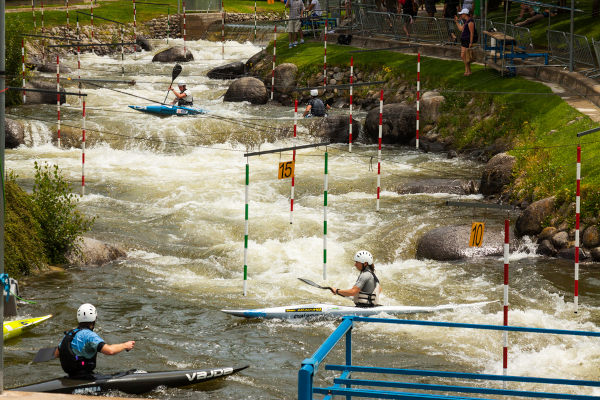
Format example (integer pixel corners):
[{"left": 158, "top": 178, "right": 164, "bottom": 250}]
[{"left": 181, "top": 13, "right": 222, "bottom": 40}]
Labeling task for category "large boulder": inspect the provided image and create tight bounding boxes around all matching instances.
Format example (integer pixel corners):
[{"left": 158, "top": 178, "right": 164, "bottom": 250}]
[
  {"left": 207, "top": 61, "right": 246, "bottom": 79},
  {"left": 363, "top": 103, "right": 416, "bottom": 144},
  {"left": 245, "top": 49, "right": 266, "bottom": 71},
  {"left": 151, "top": 46, "right": 193, "bottom": 62},
  {"left": 515, "top": 197, "right": 555, "bottom": 237},
  {"left": 65, "top": 237, "right": 126, "bottom": 266},
  {"left": 37, "top": 62, "right": 72, "bottom": 73},
  {"left": 557, "top": 247, "right": 589, "bottom": 261},
  {"left": 582, "top": 225, "right": 600, "bottom": 248},
  {"left": 5, "top": 118, "right": 25, "bottom": 149},
  {"left": 480, "top": 153, "right": 515, "bottom": 196},
  {"left": 420, "top": 91, "right": 445, "bottom": 123},
  {"left": 273, "top": 63, "right": 298, "bottom": 95},
  {"left": 416, "top": 225, "right": 506, "bottom": 261},
  {"left": 396, "top": 178, "right": 479, "bottom": 195},
  {"left": 224, "top": 77, "right": 268, "bottom": 105},
  {"left": 136, "top": 36, "right": 153, "bottom": 51},
  {"left": 24, "top": 80, "right": 66, "bottom": 105},
  {"left": 308, "top": 115, "right": 361, "bottom": 143}
]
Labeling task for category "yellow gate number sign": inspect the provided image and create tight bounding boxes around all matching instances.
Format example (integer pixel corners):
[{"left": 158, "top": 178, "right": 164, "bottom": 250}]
[
  {"left": 469, "top": 222, "right": 485, "bottom": 247},
  {"left": 278, "top": 161, "right": 295, "bottom": 179}
]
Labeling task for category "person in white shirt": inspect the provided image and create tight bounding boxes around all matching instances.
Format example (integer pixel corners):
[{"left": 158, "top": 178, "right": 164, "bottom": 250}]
[
  {"left": 286, "top": 0, "right": 305, "bottom": 47},
  {"left": 307, "top": 0, "right": 323, "bottom": 16}
]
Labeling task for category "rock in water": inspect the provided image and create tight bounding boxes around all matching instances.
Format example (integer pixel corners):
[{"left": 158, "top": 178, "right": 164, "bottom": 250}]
[
  {"left": 207, "top": 62, "right": 246, "bottom": 79},
  {"left": 152, "top": 46, "right": 194, "bottom": 62},
  {"left": 5, "top": 118, "right": 25, "bottom": 149},
  {"left": 224, "top": 77, "right": 268, "bottom": 105},
  {"left": 416, "top": 225, "right": 506, "bottom": 261},
  {"left": 364, "top": 103, "right": 416, "bottom": 145}
]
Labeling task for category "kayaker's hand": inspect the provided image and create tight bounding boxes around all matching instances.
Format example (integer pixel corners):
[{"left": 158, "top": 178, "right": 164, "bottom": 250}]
[
  {"left": 124, "top": 341, "right": 135, "bottom": 352},
  {"left": 330, "top": 287, "right": 337, "bottom": 294}
]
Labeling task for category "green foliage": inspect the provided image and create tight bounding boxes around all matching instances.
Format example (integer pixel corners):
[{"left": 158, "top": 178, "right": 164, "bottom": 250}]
[
  {"left": 4, "top": 172, "right": 48, "bottom": 278},
  {"left": 5, "top": 19, "right": 26, "bottom": 107},
  {"left": 31, "top": 162, "right": 95, "bottom": 264}
]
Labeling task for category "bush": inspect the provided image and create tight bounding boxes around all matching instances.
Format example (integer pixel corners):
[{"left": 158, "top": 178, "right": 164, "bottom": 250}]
[
  {"left": 31, "top": 162, "right": 95, "bottom": 264},
  {"left": 6, "top": 19, "right": 26, "bottom": 107},
  {"left": 4, "top": 172, "right": 48, "bottom": 277}
]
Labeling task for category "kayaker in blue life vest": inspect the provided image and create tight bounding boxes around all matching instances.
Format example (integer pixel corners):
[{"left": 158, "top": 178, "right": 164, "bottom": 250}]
[
  {"left": 169, "top": 80, "right": 194, "bottom": 107},
  {"left": 330, "top": 250, "right": 382, "bottom": 307},
  {"left": 303, "top": 89, "right": 330, "bottom": 118},
  {"left": 53, "top": 303, "right": 135, "bottom": 379}
]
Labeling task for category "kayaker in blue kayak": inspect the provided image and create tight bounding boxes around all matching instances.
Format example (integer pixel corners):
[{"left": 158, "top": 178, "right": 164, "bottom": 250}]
[
  {"left": 303, "top": 89, "right": 330, "bottom": 118},
  {"left": 330, "top": 250, "right": 382, "bottom": 307},
  {"left": 53, "top": 303, "right": 135, "bottom": 379},
  {"left": 169, "top": 80, "right": 194, "bottom": 107}
]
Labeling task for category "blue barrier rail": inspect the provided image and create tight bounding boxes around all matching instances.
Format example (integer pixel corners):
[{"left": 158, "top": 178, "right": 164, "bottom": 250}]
[{"left": 298, "top": 316, "right": 600, "bottom": 400}]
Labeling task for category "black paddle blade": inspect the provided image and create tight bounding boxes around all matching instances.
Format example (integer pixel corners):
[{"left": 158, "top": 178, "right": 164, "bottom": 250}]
[
  {"left": 172, "top": 64, "right": 183, "bottom": 81},
  {"left": 298, "top": 278, "right": 329, "bottom": 290},
  {"left": 33, "top": 346, "right": 57, "bottom": 363}
]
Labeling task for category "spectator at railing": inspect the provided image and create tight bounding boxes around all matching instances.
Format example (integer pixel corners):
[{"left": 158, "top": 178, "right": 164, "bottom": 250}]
[
  {"left": 307, "top": 0, "right": 323, "bottom": 17},
  {"left": 424, "top": 0, "right": 436, "bottom": 17},
  {"left": 285, "top": 0, "right": 305, "bottom": 48},
  {"left": 454, "top": 7, "right": 476, "bottom": 75},
  {"left": 399, "top": 0, "right": 418, "bottom": 37}
]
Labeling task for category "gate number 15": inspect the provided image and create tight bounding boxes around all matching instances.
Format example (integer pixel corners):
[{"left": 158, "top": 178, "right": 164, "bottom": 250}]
[{"left": 278, "top": 161, "right": 295, "bottom": 179}]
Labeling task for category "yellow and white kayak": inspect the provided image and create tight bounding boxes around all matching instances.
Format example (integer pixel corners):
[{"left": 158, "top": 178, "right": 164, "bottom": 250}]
[{"left": 4, "top": 315, "right": 52, "bottom": 341}]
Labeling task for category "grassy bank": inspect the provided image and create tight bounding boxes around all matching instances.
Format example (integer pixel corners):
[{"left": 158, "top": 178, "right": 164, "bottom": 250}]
[{"left": 265, "top": 39, "right": 598, "bottom": 220}]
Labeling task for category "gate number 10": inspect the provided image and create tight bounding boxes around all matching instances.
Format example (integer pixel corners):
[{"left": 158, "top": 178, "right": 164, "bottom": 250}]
[
  {"left": 469, "top": 222, "right": 485, "bottom": 247},
  {"left": 278, "top": 161, "right": 295, "bottom": 179}
]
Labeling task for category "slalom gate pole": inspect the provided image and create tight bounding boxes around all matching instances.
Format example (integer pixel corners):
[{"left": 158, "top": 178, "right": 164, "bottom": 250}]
[
  {"left": 290, "top": 99, "right": 297, "bottom": 224},
  {"left": 41, "top": 0, "right": 44, "bottom": 32},
  {"left": 243, "top": 159, "right": 249, "bottom": 296},
  {"left": 22, "top": 39, "right": 26, "bottom": 104},
  {"left": 77, "top": 42, "right": 81, "bottom": 96},
  {"left": 221, "top": 7, "right": 225, "bottom": 60},
  {"left": 376, "top": 89, "right": 383, "bottom": 211},
  {"left": 271, "top": 25, "right": 276, "bottom": 101},
  {"left": 66, "top": 0, "right": 70, "bottom": 28},
  {"left": 133, "top": 0, "right": 137, "bottom": 36},
  {"left": 254, "top": 0, "right": 257, "bottom": 42},
  {"left": 575, "top": 144, "right": 581, "bottom": 313},
  {"left": 56, "top": 55, "right": 61, "bottom": 147},
  {"left": 323, "top": 19, "right": 327, "bottom": 87},
  {"left": 183, "top": 0, "right": 187, "bottom": 54},
  {"left": 503, "top": 217, "right": 509, "bottom": 381},
  {"left": 323, "top": 149, "right": 328, "bottom": 280},
  {"left": 348, "top": 55, "right": 353, "bottom": 152},
  {"left": 82, "top": 100, "right": 86, "bottom": 195},
  {"left": 416, "top": 52, "right": 420, "bottom": 149},
  {"left": 167, "top": 6, "right": 170, "bottom": 43},
  {"left": 90, "top": 0, "right": 94, "bottom": 39},
  {"left": 120, "top": 27, "right": 125, "bottom": 76},
  {"left": 32, "top": 0, "right": 36, "bottom": 31}
]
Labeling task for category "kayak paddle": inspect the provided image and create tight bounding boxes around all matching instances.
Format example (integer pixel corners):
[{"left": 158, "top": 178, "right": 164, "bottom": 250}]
[
  {"left": 33, "top": 346, "right": 57, "bottom": 363},
  {"left": 298, "top": 278, "right": 343, "bottom": 296},
  {"left": 163, "top": 63, "right": 183, "bottom": 104}
]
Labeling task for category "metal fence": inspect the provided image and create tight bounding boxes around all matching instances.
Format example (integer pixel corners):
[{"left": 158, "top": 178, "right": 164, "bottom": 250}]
[
  {"left": 185, "top": 0, "right": 222, "bottom": 12},
  {"left": 547, "top": 29, "right": 597, "bottom": 74},
  {"left": 488, "top": 21, "right": 534, "bottom": 50},
  {"left": 592, "top": 39, "right": 600, "bottom": 78}
]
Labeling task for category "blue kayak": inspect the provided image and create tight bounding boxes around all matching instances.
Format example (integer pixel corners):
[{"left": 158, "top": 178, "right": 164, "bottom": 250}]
[{"left": 128, "top": 104, "right": 208, "bottom": 116}]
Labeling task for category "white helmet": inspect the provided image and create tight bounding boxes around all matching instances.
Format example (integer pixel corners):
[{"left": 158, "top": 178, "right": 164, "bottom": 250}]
[
  {"left": 310, "top": 89, "right": 318, "bottom": 97},
  {"left": 177, "top": 80, "right": 186, "bottom": 87},
  {"left": 354, "top": 250, "right": 373, "bottom": 265},
  {"left": 77, "top": 303, "right": 97, "bottom": 323}
]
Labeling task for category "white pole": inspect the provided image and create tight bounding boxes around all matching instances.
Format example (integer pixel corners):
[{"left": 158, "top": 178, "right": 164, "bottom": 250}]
[
  {"left": 323, "top": 150, "right": 328, "bottom": 280},
  {"left": 575, "top": 145, "right": 581, "bottom": 312},
  {"left": 82, "top": 100, "right": 86, "bottom": 196},
  {"left": 56, "top": 54, "right": 61, "bottom": 147},
  {"left": 376, "top": 89, "right": 383, "bottom": 211}
]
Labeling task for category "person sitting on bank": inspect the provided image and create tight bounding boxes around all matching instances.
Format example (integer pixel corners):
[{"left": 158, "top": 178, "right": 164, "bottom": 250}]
[
  {"left": 169, "top": 80, "right": 193, "bottom": 106},
  {"left": 329, "top": 250, "right": 382, "bottom": 308},
  {"left": 303, "top": 89, "right": 331, "bottom": 118},
  {"left": 53, "top": 303, "right": 135, "bottom": 379}
]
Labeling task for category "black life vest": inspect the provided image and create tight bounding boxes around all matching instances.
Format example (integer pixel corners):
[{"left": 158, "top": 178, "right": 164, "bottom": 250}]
[
  {"left": 177, "top": 90, "right": 193, "bottom": 107},
  {"left": 353, "top": 269, "right": 381, "bottom": 307},
  {"left": 59, "top": 328, "right": 98, "bottom": 378}
]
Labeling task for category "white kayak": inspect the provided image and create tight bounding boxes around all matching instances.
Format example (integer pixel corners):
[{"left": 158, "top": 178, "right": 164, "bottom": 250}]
[{"left": 221, "top": 302, "right": 492, "bottom": 319}]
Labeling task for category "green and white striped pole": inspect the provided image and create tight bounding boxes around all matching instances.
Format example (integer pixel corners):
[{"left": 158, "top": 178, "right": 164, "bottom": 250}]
[
  {"left": 253, "top": 0, "right": 257, "bottom": 42},
  {"left": 323, "top": 150, "right": 328, "bottom": 280},
  {"left": 243, "top": 159, "right": 249, "bottom": 296}
]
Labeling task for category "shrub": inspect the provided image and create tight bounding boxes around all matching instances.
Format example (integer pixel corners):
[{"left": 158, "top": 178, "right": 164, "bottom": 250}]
[
  {"left": 6, "top": 19, "right": 26, "bottom": 107},
  {"left": 31, "top": 162, "right": 95, "bottom": 264}
]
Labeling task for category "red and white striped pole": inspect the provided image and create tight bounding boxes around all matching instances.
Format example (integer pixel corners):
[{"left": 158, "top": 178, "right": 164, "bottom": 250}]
[
  {"left": 376, "top": 89, "right": 383, "bottom": 211},
  {"left": 56, "top": 55, "right": 61, "bottom": 147},
  {"left": 416, "top": 52, "right": 420, "bottom": 149},
  {"left": 290, "top": 99, "right": 297, "bottom": 224},
  {"left": 133, "top": 0, "right": 137, "bottom": 37},
  {"left": 90, "top": 0, "right": 94, "bottom": 39},
  {"left": 503, "top": 217, "right": 510, "bottom": 378},
  {"left": 348, "top": 56, "right": 353, "bottom": 152},
  {"left": 575, "top": 144, "right": 581, "bottom": 313},
  {"left": 22, "top": 39, "right": 26, "bottom": 104},
  {"left": 221, "top": 7, "right": 225, "bottom": 60},
  {"left": 77, "top": 43, "right": 81, "bottom": 96},
  {"left": 32, "top": 0, "right": 36, "bottom": 31},
  {"left": 271, "top": 25, "right": 276, "bottom": 101},
  {"left": 323, "top": 19, "right": 327, "bottom": 87},
  {"left": 66, "top": 0, "right": 69, "bottom": 29},
  {"left": 41, "top": 0, "right": 44, "bottom": 32},
  {"left": 82, "top": 100, "right": 86, "bottom": 196},
  {"left": 183, "top": 0, "right": 187, "bottom": 55}
]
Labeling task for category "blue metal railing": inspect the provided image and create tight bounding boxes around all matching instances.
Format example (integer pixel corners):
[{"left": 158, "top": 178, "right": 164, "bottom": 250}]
[{"left": 298, "top": 316, "right": 600, "bottom": 400}]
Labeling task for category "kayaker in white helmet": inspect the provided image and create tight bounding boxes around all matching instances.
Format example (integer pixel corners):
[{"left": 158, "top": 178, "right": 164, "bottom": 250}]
[
  {"left": 303, "top": 89, "right": 331, "bottom": 118},
  {"left": 330, "top": 250, "right": 382, "bottom": 307},
  {"left": 53, "top": 304, "right": 135, "bottom": 379},
  {"left": 169, "top": 80, "right": 194, "bottom": 107}
]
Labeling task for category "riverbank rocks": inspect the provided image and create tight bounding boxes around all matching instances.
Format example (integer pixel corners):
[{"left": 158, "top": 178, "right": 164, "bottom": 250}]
[
  {"left": 65, "top": 237, "right": 126, "bottom": 267},
  {"left": 245, "top": 49, "right": 266, "bottom": 71},
  {"left": 224, "top": 77, "right": 268, "bottom": 104},
  {"left": 396, "top": 179, "right": 479, "bottom": 195},
  {"left": 5, "top": 118, "right": 25, "bottom": 149},
  {"left": 152, "top": 46, "right": 193, "bottom": 62},
  {"left": 515, "top": 197, "right": 555, "bottom": 237},
  {"left": 364, "top": 103, "right": 416, "bottom": 144},
  {"left": 307, "top": 115, "right": 361, "bottom": 143},
  {"left": 37, "top": 62, "right": 72, "bottom": 74},
  {"left": 583, "top": 226, "right": 600, "bottom": 248},
  {"left": 416, "top": 225, "right": 505, "bottom": 261},
  {"left": 480, "top": 153, "right": 515, "bottom": 196},
  {"left": 24, "top": 81, "right": 66, "bottom": 105},
  {"left": 273, "top": 63, "right": 298, "bottom": 95},
  {"left": 207, "top": 61, "right": 246, "bottom": 79},
  {"left": 420, "top": 91, "right": 445, "bottom": 123}
]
